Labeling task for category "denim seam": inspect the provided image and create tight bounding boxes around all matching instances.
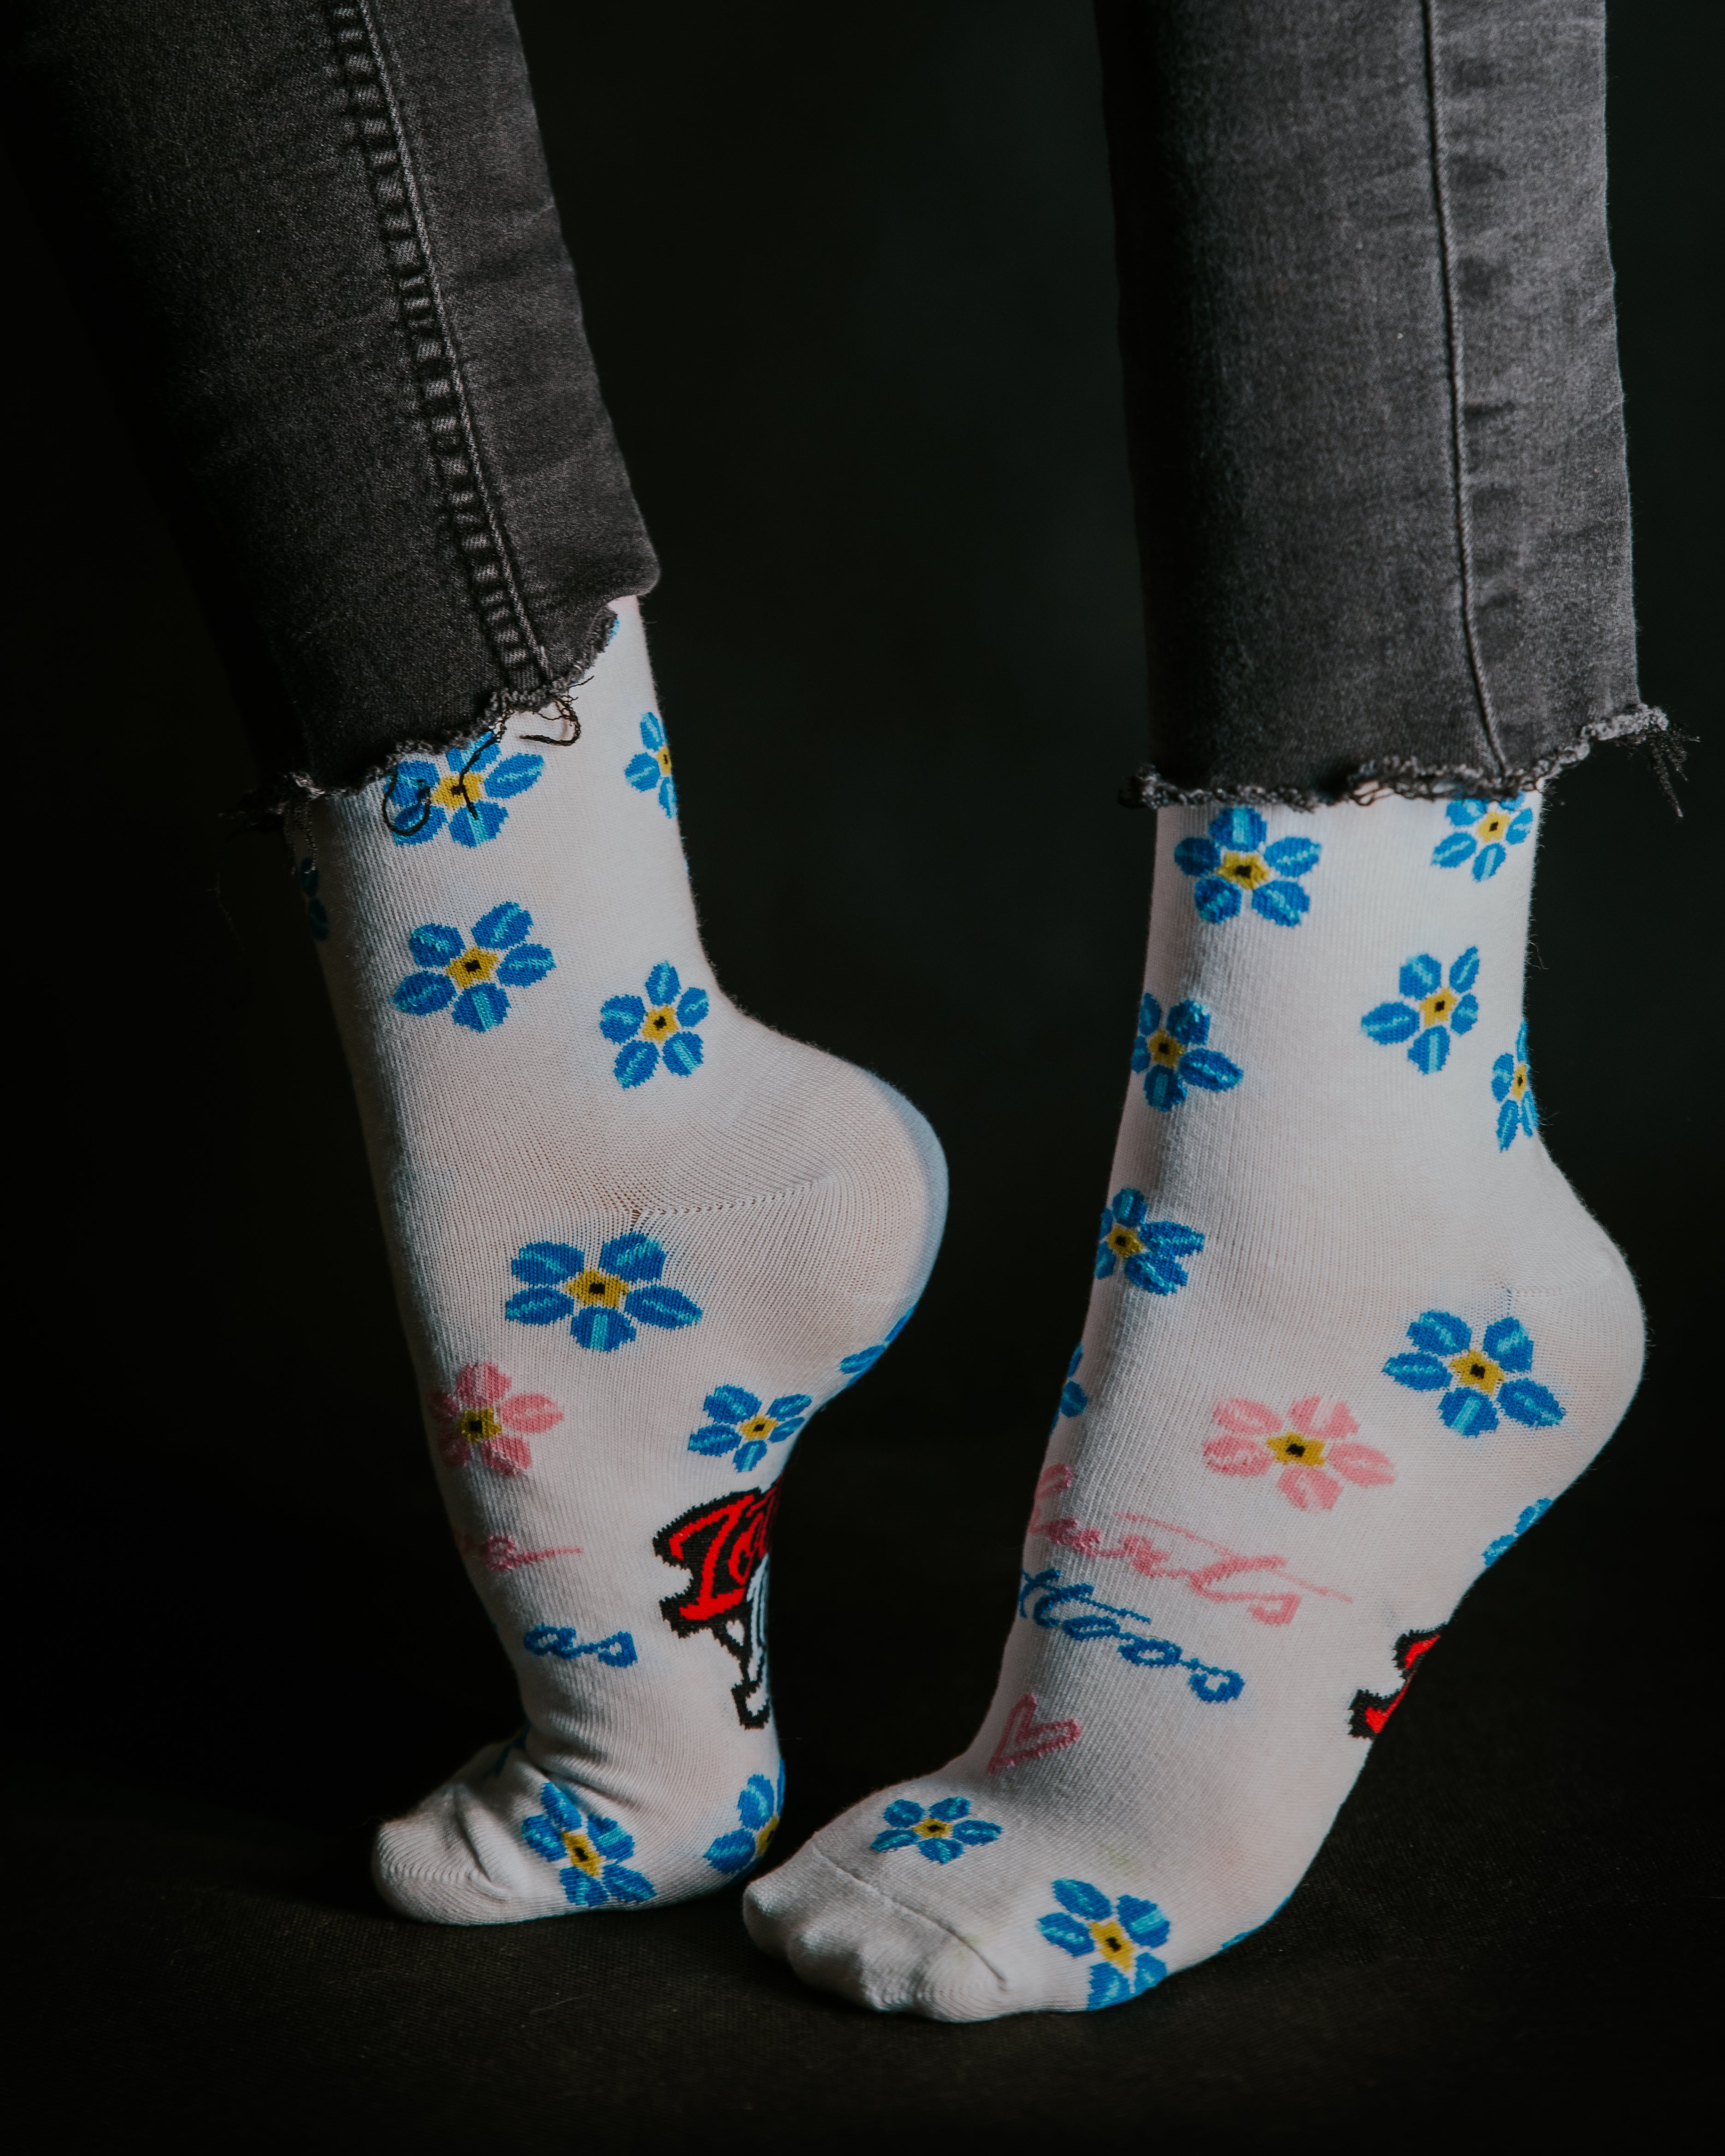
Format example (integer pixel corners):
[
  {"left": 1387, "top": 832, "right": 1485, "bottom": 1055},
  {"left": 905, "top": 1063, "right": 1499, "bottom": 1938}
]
[
  {"left": 324, "top": 0, "right": 551, "bottom": 692},
  {"left": 1419, "top": 0, "right": 1506, "bottom": 778}
]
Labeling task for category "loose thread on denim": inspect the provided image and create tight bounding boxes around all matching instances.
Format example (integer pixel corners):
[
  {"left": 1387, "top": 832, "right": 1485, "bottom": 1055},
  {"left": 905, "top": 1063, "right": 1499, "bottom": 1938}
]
[
  {"left": 1643, "top": 729, "right": 1690, "bottom": 820},
  {"left": 518, "top": 694, "right": 581, "bottom": 747},
  {"left": 1420, "top": 0, "right": 1507, "bottom": 778}
]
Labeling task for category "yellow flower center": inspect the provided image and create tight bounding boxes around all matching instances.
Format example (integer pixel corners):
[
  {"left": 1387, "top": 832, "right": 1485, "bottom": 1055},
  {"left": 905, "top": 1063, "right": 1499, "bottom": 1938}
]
[
  {"left": 1510, "top": 1064, "right": 1529, "bottom": 1100},
  {"left": 1106, "top": 1225, "right": 1145, "bottom": 1261},
  {"left": 561, "top": 1830, "right": 603, "bottom": 1876},
  {"left": 431, "top": 771, "right": 485, "bottom": 812},
  {"left": 567, "top": 1268, "right": 627, "bottom": 1309},
  {"left": 1144, "top": 1029, "right": 1184, "bottom": 1069},
  {"left": 447, "top": 945, "right": 501, "bottom": 986},
  {"left": 1219, "top": 850, "right": 1271, "bottom": 889},
  {"left": 641, "top": 1004, "right": 680, "bottom": 1040},
  {"left": 738, "top": 1414, "right": 779, "bottom": 1441},
  {"left": 1089, "top": 1920, "right": 1135, "bottom": 1971},
  {"left": 657, "top": 745, "right": 673, "bottom": 776},
  {"left": 756, "top": 1815, "right": 780, "bottom": 1857},
  {"left": 459, "top": 1407, "right": 501, "bottom": 1446},
  {"left": 914, "top": 1819, "right": 952, "bottom": 1838},
  {"left": 1449, "top": 1351, "right": 1504, "bottom": 1394},
  {"left": 1477, "top": 811, "right": 1509, "bottom": 842},
  {"left": 1267, "top": 1431, "right": 1327, "bottom": 1468},
  {"left": 1420, "top": 986, "right": 1457, "bottom": 1027}
]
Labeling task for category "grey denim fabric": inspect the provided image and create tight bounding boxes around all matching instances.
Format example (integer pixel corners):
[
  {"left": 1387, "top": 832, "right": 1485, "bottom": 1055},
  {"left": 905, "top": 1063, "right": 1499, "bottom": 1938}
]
[
  {"left": 1097, "top": 0, "right": 1663, "bottom": 805},
  {"left": 4, "top": 1, "right": 1662, "bottom": 806},
  {"left": 2, "top": 0, "right": 656, "bottom": 805}
]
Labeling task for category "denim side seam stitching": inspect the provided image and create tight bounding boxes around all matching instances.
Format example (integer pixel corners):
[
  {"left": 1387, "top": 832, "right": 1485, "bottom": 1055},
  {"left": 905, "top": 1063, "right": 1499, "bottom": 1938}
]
[
  {"left": 324, "top": 0, "right": 551, "bottom": 690},
  {"left": 1419, "top": 0, "right": 1507, "bottom": 778}
]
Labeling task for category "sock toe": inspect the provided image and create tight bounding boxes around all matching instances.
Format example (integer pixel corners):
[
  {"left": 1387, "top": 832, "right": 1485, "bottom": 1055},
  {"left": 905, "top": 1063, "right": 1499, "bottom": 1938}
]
[
  {"left": 744, "top": 1843, "right": 1012, "bottom": 2021},
  {"left": 372, "top": 1782, "right": 567, "bottom": 1926}
]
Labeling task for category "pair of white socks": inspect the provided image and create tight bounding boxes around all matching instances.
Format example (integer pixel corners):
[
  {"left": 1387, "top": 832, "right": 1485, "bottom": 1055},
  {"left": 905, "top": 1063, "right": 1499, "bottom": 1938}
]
[{"left": 301, "top": 604, "right": 1640, "bottom": 2013}]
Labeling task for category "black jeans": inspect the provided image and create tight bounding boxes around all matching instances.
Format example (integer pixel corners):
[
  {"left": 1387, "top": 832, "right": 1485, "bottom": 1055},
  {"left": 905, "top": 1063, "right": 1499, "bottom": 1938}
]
[{"left": 1, "top": 0, "right": 1663, "bottom": 807}]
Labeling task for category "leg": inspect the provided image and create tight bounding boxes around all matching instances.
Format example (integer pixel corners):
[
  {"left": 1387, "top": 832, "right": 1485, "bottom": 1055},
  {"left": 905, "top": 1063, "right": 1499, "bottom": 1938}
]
[
  {"left": 4, "top": 2, "right": 945, "bottom": 1920},
  {"left": 744, "top": 0, "right": 1647, "bottom": 2015}
]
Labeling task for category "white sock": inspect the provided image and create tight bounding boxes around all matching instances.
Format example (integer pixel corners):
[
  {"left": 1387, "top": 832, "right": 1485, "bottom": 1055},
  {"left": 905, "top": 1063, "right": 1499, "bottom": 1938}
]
[
  {"left": 299, "top": 599, "right": 945, "bottom": 1924},
  {"left": 743, "top": 792, "right": 1642, "bottom": 2017}
]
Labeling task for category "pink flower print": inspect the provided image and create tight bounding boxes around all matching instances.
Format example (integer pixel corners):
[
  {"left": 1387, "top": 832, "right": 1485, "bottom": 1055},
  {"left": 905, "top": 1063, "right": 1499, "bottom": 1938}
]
[
  {"left": 1204, "top": 1396, "right": 1393, "bottom": 1512},
  {"left": 429, "top": 1362, "right": 563, "bottom": 1477}
]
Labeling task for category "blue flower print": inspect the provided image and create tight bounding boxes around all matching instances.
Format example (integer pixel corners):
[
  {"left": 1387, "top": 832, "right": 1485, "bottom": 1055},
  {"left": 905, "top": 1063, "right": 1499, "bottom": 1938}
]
[
  {"left": 1132, "top": 993, "right": 1243, "bottom": 1112},
  {"left": 1058, "top": 1343, "right": 1088, "bottom": 1419},
  {"left": 1037, "top": 1879, "right": 1170, "bottom": 2009},
  {"left": 1172, "top": 808, "right": 1320, "bottom": 927},
  {"left": 839, "top": 1308, "right": 914, "bottom": 1383},
  {"left": 1361, "top": 948, "right": 1479, "bottom": 1073},
  {"left": 384, "top": 738, "right": 545, "bottom": 848},
  {"left": 1384, "top": 1311, "right": 1565, "bottom": 1436},
  {"left": 391, "top": 902, "right": 555, "bottom": 1034},
  {"left": 294, "top": 858, "right": 328, "bottom": 941},
  {"left": 871, "top": 1797, "right": 1002, "bottom": 1865},
  {"left": 1492, "top": 1023, "right": 1538, "bottom": 1149},
  {"left": 704, "top": 1766, "right": 785, "bottom": 1875},
  {"left": 689, "top": 1385, "right": 813, "bottom": 1471},
  {"left": 625, "top": 712, "right": 676, "bottom": 816},
  {"left": 506, "top": 1234, "right": 703, "bottom": 1350},
  {"left": 1432, "top": 796, "right": 1533, "bottom": 881},
  {"left": 1096, "top": 1191, "right": 1205, "bottom": 1295},
  {"left": 600, "top": 963, "right": 709, "bottom": 1086},
  {"left": 1483, "top": 1496, "right": 1553, "bottom": 1567},
  {"left": 521, "top": 1783, "right": 656, "bottom": 1908}
]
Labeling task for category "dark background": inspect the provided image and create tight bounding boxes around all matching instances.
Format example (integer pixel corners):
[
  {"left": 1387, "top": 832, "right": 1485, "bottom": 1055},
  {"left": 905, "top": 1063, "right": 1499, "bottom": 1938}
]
[{"left": 7, "top": 2, "right": 1714, "bottom": 2144}]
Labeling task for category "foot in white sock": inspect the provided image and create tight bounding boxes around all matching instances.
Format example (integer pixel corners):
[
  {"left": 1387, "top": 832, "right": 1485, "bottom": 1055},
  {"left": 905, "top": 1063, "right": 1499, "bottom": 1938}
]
[
  {"left": 743, "top": 790, "right": 1642, "bottom": 2017},
  {"left": 300, "top": 600, "right": 946, "bottom": 1924}
]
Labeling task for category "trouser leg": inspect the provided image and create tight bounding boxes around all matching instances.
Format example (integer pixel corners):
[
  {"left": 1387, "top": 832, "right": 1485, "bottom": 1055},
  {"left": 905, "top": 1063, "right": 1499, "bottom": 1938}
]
[
  {"left": 1, "top": 0, "right": 655, "bottom": 803},
  {"left": 1094, "top": 0, "right": 1663, "bottom": 803}
]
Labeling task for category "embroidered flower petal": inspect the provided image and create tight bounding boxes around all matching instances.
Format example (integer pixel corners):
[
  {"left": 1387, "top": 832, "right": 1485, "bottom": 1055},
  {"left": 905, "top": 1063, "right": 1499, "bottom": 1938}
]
[
  {"left": 1408, "top": 1310, "right": 1471, "bottom": 1355},
  {"left": 1448, "top": 797, "right": 1488, "bottom": 826},
  {"left": 455, "top": 1361, "right": 512, "bottom": 1408},
  {"left": 600, "top": 1233, "right": 667, "bottom": 1284},
  {"left": 1496, "top": 1100, "right": 1523, "bottom": 1149},
  {"left": 625, "top": 752, "right": 661, "bottom": 791},
  {"left": 1251, "top": 879, "right": 1310, "bottom": 925},
  {"left": 1506, "top": 807, "right": 1533, "bottom": 843},
  {"left": 706, "top": 1385, "right": 761, "bottom": 1421},
  {"left": 1172, "top": 836, "right": 1220, "bottom": 877},
  {"left": 640, "top": 712, "right": 666, "bottom": 749},
  {"left": 657, "top": 776, "right": 678, "bottom": 817},
  {"left": 600, "top": 994, "right": 648, "bottom": 1042},
  {"left": 1449, "top": 945, "right": 1480, "bottom": 992},
  {"left": 1440, "top": 1388, "right": 1499, "bottom": 1436},
  {"left": 1211, "top": 807, "right": 1267, "bottom": 851},
  {"left": 1144, "top": 1220, "right": 1204, "bottom": 1254},
  {"left": 481, "top": 1435, "right": 532, "bottom": 1475},
  {"left": 705, "top": 1830, "right": 758, "bottom": 1874},
  {"left": 453, "top": 984, "right": 511, "bottom": 1033},
  {"left": 624, "top": 1285, "right": 703, "bottom": 1330},
  {"left": 448, "top": 798, "right": 509, "bottom": 848},
  {"left": 393, "top": 971, "right": 457, "bottom": 1015},
  {"left": 676, "top": 987, "right": 710, "bottom": 1026},
  {"left": 1329, "top": 1441, "right": 1394, "bottom": 1487},
  {"left": 1124, "top": 1251, "right": 1190, "bottom": 1294},
  {"left": 1286, "top": 1395, "right": 1359, "bottom": 1439},
  {"left": 1213, "top": 1396, "right": 1282, "bottom": 1434},
  {"left": 927, "top": 1798, "right": 970, "bottom": 1823},
  {"left": 473, "top": 901, "right": 532, "bottom": 948},
  {"left": 1193, "top": 875, "right": 1242, "bottom": 922},
  {"left": 689, "top": 1426, "right": 741, "bottom": 1455},
  {"left": 1471, "top": 843, "right": 1507, "bottom": 880},
  {"left": 1407, "top": 1027, "right": 1449, "bottom": 1073},
  {"left": 882, "top": 1799, "right": 924, "bottom": 1830},
  {"left": 767, "top": 1394, "right": 813, "bottom": 1421},
  {"left": 561, "top": 1869, "right": 608, "bottom": 1908},
  {"left": 1497, "top": 1379, "right": 1565, "bottom": 1428},
  {"left": 662, "top": 1031, "right": 704, "bottom": 1076},
  {"left": 1116, "top": 1896, "right": 1170, "bottom": 1949},
  {"left": 521, "top": 1815, "right": 565, "bottom": 1862},
  {"left": 644, "top": 961, "right": 681, "bottom": 1004},
  {"left": 408, "top": 922, "right": 466, "bottom": 967},
  {"left": 507, "top": 1286, "right": 574, "bottom": 1325},
  {"left": 1279, "top": 1465, "right": 1340, "bottom": 1510},
  {"left": 1362, "top": 1001, "right": 1420, "bottom": 1044},
  {"left": 600, "top": 1863, "right": 656, "bottom": 1904},
  {"left": 1038, "top": 1911, "right": 1096, "bottom": 1957},
  {"left": 1399, "top": 954, "right": 1443, "bottom": 999},
  {"left": 1052, "top": 1877, "right": 1111, "bottom": 1922},
  {"left": 484, "top": 752, "right": 545, "bottom": 799},
  {"left": 1433, "top": 832, "right": 1477, "bottom": 868},
  {"left": 1164, "top": 998, "right": 1209, "bottom": 1046},
  {"left": 1262, "top": 834, "right": 1320, "bottom": 877},
  {"left": 499, "top": 1391, "right": 563, "bottom": 1433},
  {"left": 1087, "top": 1966, "right": 1130, "bottom": 2009},
  {"left": 951, "top": 1820, "right": 1001, "bottom": 1845},
  {"left": 514, "top": 1241, "right": 585, "bottom": 1284},
  {"left": 614, "top": 1039, "right": 659, "bottom": 1087},
  {"left": 1143, "top": 1065, "right": 1186, "bottom": 1113},
  {"left": 733, "top": 1439, "right": 768, "bottom": 1470},
  {"left": 1449, "top": 992, "right": 1479, "bottom": 1035},
  {"left": 917, "top": 1838, "right": 963, "bottom": 1863},
  {"left": 739, "top": 1774, "right": 778, "bottom": 1828},
  {"left": 1384, "top": 1351, "right": 1450, "bottom": 1390},
  {"left": 1138, "top": 990, "right": 1164, "bottom": 1034},
  {"left": 572, "top": 1305, "right": 638, "bottom": 1350},
  {"left": 497, "top": 943, "right": 555, "bottom": 987},
  {"left": 871, "top": 1829, "right": 918, "bottom": 1852},
  {"left": 1178, "top": 1048, "right": 1243, "bottom": 1092},
  {"left": 1481, "top": 1317, "right": 1535, "bottom": 1372},
  {"left": 538, "top": 1783, "right": 583, "bottom": 1832}
]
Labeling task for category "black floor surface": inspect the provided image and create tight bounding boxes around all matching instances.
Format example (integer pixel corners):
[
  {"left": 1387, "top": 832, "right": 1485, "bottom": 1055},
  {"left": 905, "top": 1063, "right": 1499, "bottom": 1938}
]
[{"left": 6, "top": 3, "right": 1714, "bottom": 2143}]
